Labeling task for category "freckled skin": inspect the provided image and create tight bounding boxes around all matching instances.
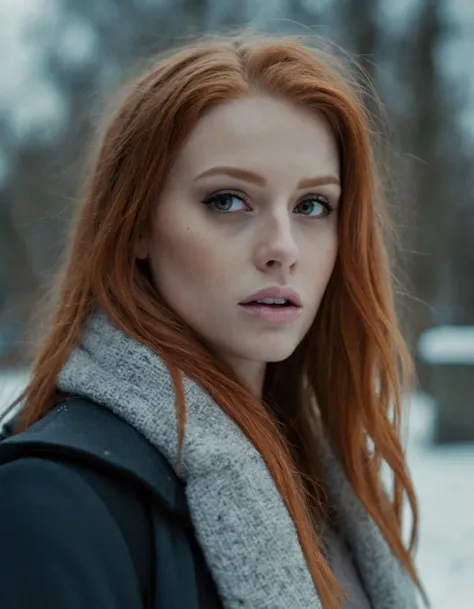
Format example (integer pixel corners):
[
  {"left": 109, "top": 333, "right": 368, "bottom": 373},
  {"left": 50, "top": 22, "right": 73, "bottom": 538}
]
[{"left": 141, "top": 96, "right": 341, "bottom": 394}]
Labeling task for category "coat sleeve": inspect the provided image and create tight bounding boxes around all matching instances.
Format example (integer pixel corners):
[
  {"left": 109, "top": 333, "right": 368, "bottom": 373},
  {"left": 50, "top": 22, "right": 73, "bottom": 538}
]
[{"left": 0, "top": 456, "right": 143, "bottom": 609}]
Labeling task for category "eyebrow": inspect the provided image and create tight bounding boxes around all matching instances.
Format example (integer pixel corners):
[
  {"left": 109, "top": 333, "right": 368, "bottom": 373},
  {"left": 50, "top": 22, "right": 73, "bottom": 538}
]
[{"left": 194, "top": 166, "right": 341, "bottom": 189}]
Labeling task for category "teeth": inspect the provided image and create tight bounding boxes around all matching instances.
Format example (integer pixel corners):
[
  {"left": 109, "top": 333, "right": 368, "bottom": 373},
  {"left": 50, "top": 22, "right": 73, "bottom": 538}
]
[{"left": 256, "top": 297, "right": 288, "bottom": 305}]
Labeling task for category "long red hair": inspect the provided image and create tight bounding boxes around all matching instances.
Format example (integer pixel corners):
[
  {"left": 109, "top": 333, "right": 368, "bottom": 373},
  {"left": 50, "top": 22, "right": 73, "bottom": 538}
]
[{"left": 15, "top": 33, "right": 425, "bottom": 607}]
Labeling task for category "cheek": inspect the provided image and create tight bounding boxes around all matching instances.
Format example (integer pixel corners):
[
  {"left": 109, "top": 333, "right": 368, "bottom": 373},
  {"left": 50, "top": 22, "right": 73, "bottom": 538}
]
[
  {"left": 148, "top": 223, "right": 233, "bottom": 294},
  {"left": 305, "top": 231, "right": 338, "bottom": 297},
  {"left": 323, "top": 235, "right": 339, "bottom": 275}
]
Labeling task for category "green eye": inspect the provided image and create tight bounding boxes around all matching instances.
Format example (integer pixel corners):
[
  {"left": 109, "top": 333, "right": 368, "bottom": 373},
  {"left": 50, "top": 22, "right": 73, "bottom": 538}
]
[{"left": 295, "top": 197, "right": 332, "bottom": 218}]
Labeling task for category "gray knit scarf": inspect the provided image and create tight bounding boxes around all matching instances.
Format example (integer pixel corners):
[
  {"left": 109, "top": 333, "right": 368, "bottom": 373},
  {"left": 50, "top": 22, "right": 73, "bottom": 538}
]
[{"left": 57, "top": 310, "right": 419, "bottom": 609}]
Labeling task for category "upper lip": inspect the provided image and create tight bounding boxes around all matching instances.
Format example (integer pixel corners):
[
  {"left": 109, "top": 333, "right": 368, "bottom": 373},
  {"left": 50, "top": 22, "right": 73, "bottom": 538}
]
[{"left": 240, "top": 286, "right": 302, "bottom": 307}]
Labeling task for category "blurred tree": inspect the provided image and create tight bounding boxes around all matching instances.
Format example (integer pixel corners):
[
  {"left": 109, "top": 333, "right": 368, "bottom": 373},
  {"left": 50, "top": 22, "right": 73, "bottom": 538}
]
[
  {"left": 395, "top": 0, "right": 474, "bottom": 346},
  {"left": 337, "top": 0, "right": 378, "bottom": 79},
  {"left": 403, "top": 0, "right": 446, "bottom": 342}
]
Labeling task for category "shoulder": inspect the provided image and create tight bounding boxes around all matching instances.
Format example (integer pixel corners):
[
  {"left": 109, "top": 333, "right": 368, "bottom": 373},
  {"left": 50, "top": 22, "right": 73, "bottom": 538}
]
[
  {"left": 0, "top": 454, "right": 124, "bottom": 529},
  {"left": 2, "top": 398, "right": 189, "bottom": 518},
  {"left": 0, "top": 456, "right": 142, "bottom": 609}
]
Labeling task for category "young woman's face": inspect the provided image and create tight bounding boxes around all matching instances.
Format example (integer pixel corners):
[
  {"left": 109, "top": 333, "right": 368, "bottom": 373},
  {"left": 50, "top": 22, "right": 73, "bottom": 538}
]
[{"left": 141, "top": 95, "right": 341, "bottom": 394}]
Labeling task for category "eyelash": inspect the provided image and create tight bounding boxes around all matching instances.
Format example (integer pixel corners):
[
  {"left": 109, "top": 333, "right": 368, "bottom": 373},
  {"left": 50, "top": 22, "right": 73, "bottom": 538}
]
[{"left": 201, "top": 190, "right": 335, "bottom": 219}]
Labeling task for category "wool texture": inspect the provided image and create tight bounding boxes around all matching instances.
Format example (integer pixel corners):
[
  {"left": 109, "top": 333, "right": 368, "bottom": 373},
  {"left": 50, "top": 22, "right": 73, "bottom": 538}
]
[{"left": 57, "top": 310, "right": 419, "bottom": 609}]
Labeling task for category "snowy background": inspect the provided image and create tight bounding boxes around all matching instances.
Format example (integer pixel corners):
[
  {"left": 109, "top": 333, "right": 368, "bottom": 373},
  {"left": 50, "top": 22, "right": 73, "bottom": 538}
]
[{"left": 404, "top": 392, "right": 474, "bottom": 607}]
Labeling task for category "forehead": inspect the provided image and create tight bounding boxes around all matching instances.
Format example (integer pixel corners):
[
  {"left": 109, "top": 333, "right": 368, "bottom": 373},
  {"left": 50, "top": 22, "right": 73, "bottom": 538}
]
[{"left": 170, "top": 95, "right": 340, "bottom": 179}]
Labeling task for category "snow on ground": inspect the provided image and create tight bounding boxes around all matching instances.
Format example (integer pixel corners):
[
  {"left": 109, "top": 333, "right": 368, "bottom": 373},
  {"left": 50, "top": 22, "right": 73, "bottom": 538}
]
[
  {"left": 0, "top": 371, "right": 473, "bottom": 606},
  {"left": 404, "top": 392, "right": 474, "bottom": 608},
  {"left": 417, "top": 326, "right": 474, "bottom": 364}
]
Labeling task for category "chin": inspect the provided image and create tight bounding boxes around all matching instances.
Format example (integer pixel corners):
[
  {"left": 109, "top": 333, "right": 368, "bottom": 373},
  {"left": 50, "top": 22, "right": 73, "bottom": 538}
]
[
  {"left": 264, "top": 350, "right": 297, "bottom": 363},
  {"left": 238, "top": 338, "right": 300, "bottom": 364}
]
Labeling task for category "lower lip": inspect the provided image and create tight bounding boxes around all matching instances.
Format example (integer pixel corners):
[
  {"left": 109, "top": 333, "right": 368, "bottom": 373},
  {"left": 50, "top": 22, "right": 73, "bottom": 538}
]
[{"left": 238, "top": 304, "right": 302, "bottom": 323}]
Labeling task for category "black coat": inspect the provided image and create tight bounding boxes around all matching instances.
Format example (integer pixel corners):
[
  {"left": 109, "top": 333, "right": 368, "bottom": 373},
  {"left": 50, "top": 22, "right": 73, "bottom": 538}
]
[{"left": 0, "top": 399, "right": 223, "bottom": 609}]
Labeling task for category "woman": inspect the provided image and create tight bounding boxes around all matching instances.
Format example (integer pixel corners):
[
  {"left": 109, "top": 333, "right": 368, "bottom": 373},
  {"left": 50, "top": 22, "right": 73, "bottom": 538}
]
[{"left": 0, "top": 34, "right": 426, "bottom": 609}]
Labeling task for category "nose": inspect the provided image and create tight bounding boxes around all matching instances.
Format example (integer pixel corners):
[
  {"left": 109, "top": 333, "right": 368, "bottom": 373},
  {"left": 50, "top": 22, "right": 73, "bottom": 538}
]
[{"left": 254, "top": 214, "right": 299, "bottom": 273}]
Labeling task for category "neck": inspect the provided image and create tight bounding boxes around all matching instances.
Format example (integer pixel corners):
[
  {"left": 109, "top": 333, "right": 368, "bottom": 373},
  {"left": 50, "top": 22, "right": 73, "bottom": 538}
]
[{"left": 221, "top": 356, "right": 266, "bottom": 398}]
